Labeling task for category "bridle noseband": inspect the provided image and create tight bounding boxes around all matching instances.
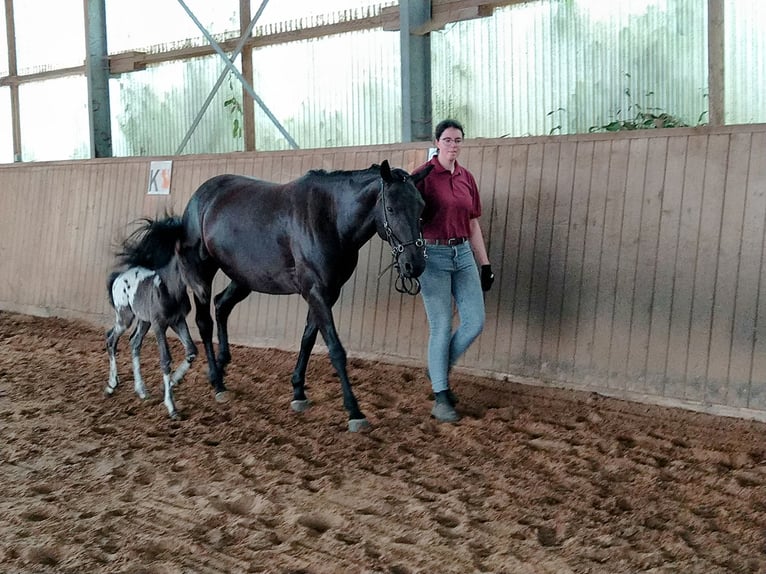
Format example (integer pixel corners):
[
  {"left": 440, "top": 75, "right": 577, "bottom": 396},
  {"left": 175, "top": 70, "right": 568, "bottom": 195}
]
[{"left": 379, "top": 178, "right": 425, "bottom": 295}]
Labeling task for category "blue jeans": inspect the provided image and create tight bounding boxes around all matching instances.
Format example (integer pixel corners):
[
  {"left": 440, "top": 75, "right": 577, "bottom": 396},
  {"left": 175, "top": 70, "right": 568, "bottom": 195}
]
[{"left": 419, "top": 243, "right": 485, "bottom": 393}]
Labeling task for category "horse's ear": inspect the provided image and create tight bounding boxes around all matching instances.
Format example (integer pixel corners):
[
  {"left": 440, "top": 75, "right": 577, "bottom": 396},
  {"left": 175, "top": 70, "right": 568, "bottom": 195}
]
[
  {"left": 411, "top": 164, "right": 433, "bottom": 185},
  {"left": 380, "top": 159, "right": 393, "bottom": 183}
]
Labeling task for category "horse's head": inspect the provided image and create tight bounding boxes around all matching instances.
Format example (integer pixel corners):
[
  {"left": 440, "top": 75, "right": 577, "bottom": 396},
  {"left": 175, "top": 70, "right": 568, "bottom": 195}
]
[{"left": 376, "top": 160, "right": 432, "bottom": 289}]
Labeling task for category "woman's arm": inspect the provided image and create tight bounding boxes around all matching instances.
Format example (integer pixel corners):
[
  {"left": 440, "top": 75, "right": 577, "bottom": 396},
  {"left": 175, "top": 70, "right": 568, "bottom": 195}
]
[{"left": 468, "top": 218, "right": 490, "bottom": 265}]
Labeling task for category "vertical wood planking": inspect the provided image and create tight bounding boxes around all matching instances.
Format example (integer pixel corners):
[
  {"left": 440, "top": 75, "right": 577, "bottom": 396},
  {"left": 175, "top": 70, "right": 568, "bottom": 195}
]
[
  {"left": 480, "top": 144, "right": 513, "bottom": 371},
  {"left": 685, "top": 134, "right": 729, "bottom": 401},
  {"left": 541, "top": 141, "right": 576, "bottom": 380},
  {"left": 557, "top": 141, "right": 594, "bottom": 385},
  {"left": 666, "top": 135, "right": 707, "bottom": 398},
  {"left": 706, "top": 133, "right": 750, "bottom": 405},
  {"left": 509, "top": 143, "right": 543, "bottom": 375},
  {"left": 573, "top": 140, "right": 611, "bottom": 381},
  {"left": 496, "top": 144, "right": 529, "bottom": 374},
  {"left": 731, "top": 133, "right": 766, "bottom": 409},
  {"left": 645, "top": 136, "right": 688, "bottom": 395},
  {"left": 625, "top": 137, "right": 668, "bottom": 393},
  {"left": 523, "top": 142, "right": 559, "bottom": 372},
  {"left": 608, "top": 138, "right": 648, "bottom": 391},
  {"left": 592, "top": 139, "right": 629, "bottom": 388}
]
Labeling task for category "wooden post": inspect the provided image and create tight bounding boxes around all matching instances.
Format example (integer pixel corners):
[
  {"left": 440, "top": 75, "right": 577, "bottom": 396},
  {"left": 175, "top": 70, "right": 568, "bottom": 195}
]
[
  {"left": 707, "top": 0, "right": 724, "bottom": 126},
  {"left": 240, "top": 0, "right": 255, "bottom": 151}
]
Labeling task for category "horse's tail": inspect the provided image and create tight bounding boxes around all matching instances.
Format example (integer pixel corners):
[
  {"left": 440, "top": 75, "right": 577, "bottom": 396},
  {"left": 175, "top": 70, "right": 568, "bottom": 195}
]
[
  {"left": 115, "top": 214, "right": 185, "bottom": 271},
  {"left": 106, "top": 270, "right": 120, "bottom": 309},
  {"left": 176, "top": 191, "right": 212, "bottom": 302}
]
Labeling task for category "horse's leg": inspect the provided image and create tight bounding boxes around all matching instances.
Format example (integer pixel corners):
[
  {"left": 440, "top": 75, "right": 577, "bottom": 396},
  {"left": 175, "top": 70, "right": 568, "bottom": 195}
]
[
  {"left": 169, "top": 319, "right": 197, "bottom": 387},
  {"left": 129, "top": 320, "right": 151, "bottom": 400},
  {"left": 105, "top": 310, "right": 131, "bottom": 395},
  {"left": 214, "top": 281, "right": 250, "bottom": 371},
  {"left": 289, "top": 314, "right": 320, "bottom": 412},
  {"left": 192, "top": 292, "right": 227, "bottom": 400},
  {"left": 179, "top": 243, "right": 226, "bottom": 401},
  {"left": 153, "top": 324, "right": 179, "bottom": 419},
  {"left": 306, "top": 291, "right": 369, "bottom": 432}
]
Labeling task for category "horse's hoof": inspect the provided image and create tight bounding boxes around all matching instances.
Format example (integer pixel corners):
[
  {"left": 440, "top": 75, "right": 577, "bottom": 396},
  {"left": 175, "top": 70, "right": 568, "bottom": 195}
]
[
  {"left": 104, "top": 387, "right": 114, "bottom": 397},
  {"left": 169, "top": 411, "right": 182, "bottom": 420},
  {"left": 290, "top": 399, "right": 311, "bottom": 412},
  {"left": 214, "top": 391, "right": 231, "bottom": 403},
  {"left": 348, "top": 418, "right": 371, "bottom": 432}
]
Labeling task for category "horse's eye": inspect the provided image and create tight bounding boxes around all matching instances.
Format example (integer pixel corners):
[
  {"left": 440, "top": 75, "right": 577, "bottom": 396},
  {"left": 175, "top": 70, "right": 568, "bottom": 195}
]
[{"left": 387, "top": 206, "right": 394, "bottom": 212}]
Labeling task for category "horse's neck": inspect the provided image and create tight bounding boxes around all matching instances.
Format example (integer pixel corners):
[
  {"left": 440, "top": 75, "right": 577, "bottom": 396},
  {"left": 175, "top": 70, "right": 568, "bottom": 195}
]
[{"left": 335, "top": 178, "right": 379, "bottom": 248}]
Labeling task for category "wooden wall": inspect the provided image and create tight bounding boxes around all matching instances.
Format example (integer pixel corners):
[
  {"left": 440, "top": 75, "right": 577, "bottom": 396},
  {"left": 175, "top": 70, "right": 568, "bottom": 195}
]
[{"left": 2, "top": 125, "right": 765, "bottom": 421}]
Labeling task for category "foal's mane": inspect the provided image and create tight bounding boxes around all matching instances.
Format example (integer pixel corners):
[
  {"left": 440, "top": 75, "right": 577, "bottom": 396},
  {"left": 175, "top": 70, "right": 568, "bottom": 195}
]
[{"left": 113, "top": 216, "right": 183, "bottom": 271}]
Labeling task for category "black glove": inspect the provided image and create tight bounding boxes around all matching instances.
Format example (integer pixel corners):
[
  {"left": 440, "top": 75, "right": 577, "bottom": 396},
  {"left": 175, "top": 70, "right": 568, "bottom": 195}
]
[{"left": 480, "top": 264, "right": 495, "bottom": 292}]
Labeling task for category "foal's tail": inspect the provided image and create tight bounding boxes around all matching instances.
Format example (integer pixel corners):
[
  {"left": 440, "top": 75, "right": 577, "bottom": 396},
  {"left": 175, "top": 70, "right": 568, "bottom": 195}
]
[{"left": 113, "top": 215, "right": 185, "bottom": 272}]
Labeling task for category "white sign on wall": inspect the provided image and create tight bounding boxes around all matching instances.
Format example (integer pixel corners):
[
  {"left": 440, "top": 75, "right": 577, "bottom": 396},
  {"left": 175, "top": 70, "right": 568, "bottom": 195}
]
[{"left": 147, "top": 160, "right": 173, "bottom": 195}]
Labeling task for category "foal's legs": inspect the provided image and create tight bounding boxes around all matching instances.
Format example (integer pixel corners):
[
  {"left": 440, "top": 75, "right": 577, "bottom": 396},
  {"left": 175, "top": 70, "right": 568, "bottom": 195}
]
[
  {"left": 214, "top": 281, "right": 250, "bottom": 371},
  {"left": 105, "top": 309, "right": 132, "bottom": 395},
  {"left": 169, "top": 318, "right": 197, "bottom": 387},
  {"left": 153, "top": 323, "right": 180, "bottom": 419},
  {"left": 129, "top": 320, "right": 151, "bottom": 400}
]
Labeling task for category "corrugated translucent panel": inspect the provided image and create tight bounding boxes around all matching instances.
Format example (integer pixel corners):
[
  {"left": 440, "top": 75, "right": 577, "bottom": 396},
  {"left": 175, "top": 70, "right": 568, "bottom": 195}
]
[
  {"left": 432, "top": 0, "right": 708, "bottom": 137},
  {"left": 110, "top": 56, "right": 244, "bottom": 157},
  {"left": 106, "top": 0, "right": 241, "bottom": 53},
  {"left": 0, "top": 88, "right": 12, "bottom": 162},
  {"left": 250, "top": 28, "right": 401, "bottom": 150},
  {"left": 0, "top": 7, "right": 6, "bottom": 77},
  {"left": 14, "top": 0, "right": 84, "bottom": 71},
  {"left": 726, "top": 1, "right": 766, "bottom": 124},
  {"left": 19, "top": 77, "right": 89, "bottom": 161}
]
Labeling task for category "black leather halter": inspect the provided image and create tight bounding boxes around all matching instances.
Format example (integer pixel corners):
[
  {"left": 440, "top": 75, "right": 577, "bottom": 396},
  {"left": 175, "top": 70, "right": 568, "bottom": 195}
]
[{"left": 379, "top": 178, "right": 425, "bottom": 295}]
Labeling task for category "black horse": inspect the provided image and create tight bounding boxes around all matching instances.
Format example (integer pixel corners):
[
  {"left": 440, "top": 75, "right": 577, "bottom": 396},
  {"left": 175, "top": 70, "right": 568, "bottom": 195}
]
[
  {"left": 177, "top": 160, "right": 432, "bottom": 431},
  {"left": 106, "top": 216, "right": 197, "bottom": 419}
]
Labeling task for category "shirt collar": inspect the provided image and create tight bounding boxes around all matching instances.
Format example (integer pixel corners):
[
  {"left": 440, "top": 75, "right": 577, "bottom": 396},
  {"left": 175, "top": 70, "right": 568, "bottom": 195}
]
[{"left": 430, "top": 155, "right": 462, "bottom": 176}]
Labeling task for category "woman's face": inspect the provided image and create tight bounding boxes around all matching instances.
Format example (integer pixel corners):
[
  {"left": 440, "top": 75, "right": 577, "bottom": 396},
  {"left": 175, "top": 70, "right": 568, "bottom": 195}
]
[{"left": 435, "top": 127, "right": 463, "bottom": 163}]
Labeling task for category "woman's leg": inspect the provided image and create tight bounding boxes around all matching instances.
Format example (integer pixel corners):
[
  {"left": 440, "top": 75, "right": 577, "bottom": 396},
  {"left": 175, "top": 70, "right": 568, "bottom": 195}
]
[
  {"left": 419, "top": 247, "right": 455, "bottom": 394},
  {"left": 449, "top": 244, "right": 486, "bottom": 367}
]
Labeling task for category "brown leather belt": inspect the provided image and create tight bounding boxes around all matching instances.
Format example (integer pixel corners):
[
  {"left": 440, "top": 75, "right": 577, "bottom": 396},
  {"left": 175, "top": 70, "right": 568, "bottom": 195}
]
[{"left": 423, "top": 237, "right": 468, "bottom": 246}]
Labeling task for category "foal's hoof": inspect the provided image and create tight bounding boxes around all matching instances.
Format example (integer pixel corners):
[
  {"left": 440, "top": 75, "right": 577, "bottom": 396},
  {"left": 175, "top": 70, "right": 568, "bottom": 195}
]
[
  {"left": 348, "top": 418, "right": 371, "bottom": 432},
  {"left": 290, "top": 399, "right": 311, "bottom": 412},
  {"left": 214, "top": 391, "right": 231, "bottom": 403}
]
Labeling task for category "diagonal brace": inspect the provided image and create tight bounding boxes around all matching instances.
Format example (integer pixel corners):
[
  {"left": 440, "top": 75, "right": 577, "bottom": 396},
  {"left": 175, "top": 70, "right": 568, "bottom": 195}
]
[
  {"left": 176, "top": 0, "right": 268, "bottom": 154},
  {"left": 176, "top": 0, "right": 299, "bottom": 150}
]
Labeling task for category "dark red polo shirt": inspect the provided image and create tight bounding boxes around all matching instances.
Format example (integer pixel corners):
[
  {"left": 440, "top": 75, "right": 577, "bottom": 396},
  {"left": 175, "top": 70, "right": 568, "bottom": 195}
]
[{"left": 414, "top": 155, "right": 482, "bottom": 240}]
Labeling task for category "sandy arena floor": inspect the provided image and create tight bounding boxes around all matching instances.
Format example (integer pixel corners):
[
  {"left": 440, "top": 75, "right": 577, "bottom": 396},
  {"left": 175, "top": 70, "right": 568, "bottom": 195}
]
[{"left": 1, "top": 311, "right": 765, "bottom": 573}]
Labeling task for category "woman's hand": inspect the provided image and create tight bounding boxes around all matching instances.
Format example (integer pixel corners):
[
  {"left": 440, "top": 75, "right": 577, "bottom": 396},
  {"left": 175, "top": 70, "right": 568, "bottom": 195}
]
[{"left": 481, "top": 265, "right": 494, "bottom": 292}]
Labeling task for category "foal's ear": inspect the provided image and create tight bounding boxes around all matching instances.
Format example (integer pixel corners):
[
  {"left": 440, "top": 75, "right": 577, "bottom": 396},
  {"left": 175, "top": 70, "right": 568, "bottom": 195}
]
[{"left": 380, "top": 159, "right": 393, "bottom": 183}]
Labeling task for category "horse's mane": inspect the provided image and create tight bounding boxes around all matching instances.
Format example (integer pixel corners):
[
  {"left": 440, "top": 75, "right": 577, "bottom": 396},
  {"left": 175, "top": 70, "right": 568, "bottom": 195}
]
[
  {"left": 304, "top": 164, "right": 381, "bottom": 179},
  {"left": 113, "top": 215, "right": 183, "bottom": 271}
]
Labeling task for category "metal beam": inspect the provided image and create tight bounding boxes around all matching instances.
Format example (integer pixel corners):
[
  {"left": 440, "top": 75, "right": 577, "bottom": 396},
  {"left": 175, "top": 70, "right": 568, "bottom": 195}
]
[
  {"left": 84, "top": 0, "right": 113, "bottom": 158},
  {"left": 4, "top": 0, "right": 21, "bottom": 161},
  {"left": 400, "top": 0, "right": 432, "bottom": 142},
  {"left": 176, "top": 0, "right": 298, "bottom": 149}
]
